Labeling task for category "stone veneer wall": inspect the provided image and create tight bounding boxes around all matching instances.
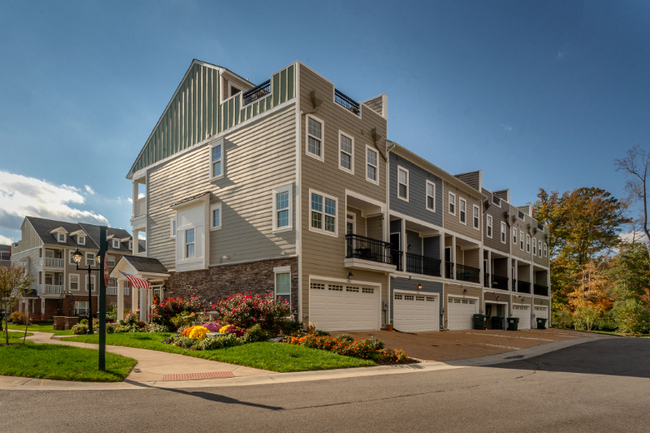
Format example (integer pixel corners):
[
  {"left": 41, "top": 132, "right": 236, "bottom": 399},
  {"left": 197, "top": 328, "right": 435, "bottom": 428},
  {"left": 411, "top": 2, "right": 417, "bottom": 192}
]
[{"left": 166, "top": 257, "right": 299, "bottom": 317}]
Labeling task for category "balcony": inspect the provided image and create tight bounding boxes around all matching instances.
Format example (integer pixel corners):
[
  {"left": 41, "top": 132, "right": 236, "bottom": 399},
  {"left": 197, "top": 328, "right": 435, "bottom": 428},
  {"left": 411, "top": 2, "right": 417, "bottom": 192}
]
[
  {"left": 107, "top": 286, "right": 118, "bottom": 296},
  {"left": 44, "top": 257, "right": 64, "bottom": 268},
  {"left": 133, "top": 197, "right": 146, "bottom": 218},
  {"left": 243, "top": 80, "right": 271, "bottom": 106},
  {"left": 406, "top": 253, "right": 441, "bottom": 277},
  {"left": 456, "top": 264, "right": 481, "bottom": 284},
  {"left": 335, "top": 89, "right": 360, "bottom": 116},
  {"left": 445, "top": 261, "right": 454, "bottom": 279},
  {"left": 534, "top": 284, "right": 549, "bottom": 296},
  {"left": 44, "top": 285, "right": 63, "bottom": 294},
  {"left": 517, "top": 281, "right": 531, "bottom": 293},
  {"left": 345, "top": 234, "right": 400, "bottom": 272},
  {"left": 491, "top": 274, "right": 510, "bottom": 290}
]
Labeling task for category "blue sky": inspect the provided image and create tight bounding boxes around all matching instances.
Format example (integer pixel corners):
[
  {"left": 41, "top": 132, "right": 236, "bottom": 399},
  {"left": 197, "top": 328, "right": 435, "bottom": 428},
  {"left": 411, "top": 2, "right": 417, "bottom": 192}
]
[{"left": 0, "top": 0, "right": 648, "bottom": 243}]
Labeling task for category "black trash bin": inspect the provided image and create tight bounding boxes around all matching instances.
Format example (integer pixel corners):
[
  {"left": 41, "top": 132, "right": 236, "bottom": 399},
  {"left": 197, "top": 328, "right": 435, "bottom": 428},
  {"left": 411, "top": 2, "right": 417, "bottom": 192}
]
[
  {"left": 507, "top": 317, "right": 519, "bottom": 331},
  {"left": 536, "top": 318, "right": 547, "bottom": 330},
  {"left": 490, "top": 316, "right": 504, "bottom": 330},
  {"left": 472, "top": 314, "right": 487, "bottom": 330}
]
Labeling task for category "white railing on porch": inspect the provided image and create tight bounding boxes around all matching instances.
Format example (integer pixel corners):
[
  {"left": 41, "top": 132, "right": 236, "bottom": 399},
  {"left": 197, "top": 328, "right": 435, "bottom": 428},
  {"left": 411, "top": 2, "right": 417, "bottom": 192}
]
[
  {"left": 44, "top": 257, "right": 64, "bottom": 268},
  {"left": 106, "top": 286, "right": 118, "bottom": 295},
  {"left": 134, "top": 197, "right": 146, "bottom": 217},
  {"left": 44, "top": 284, "right": 63, "bottom": 294}
]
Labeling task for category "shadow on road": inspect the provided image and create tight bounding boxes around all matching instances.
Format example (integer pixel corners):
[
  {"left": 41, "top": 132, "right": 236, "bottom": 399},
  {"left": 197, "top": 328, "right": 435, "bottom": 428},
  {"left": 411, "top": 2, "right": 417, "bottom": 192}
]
[
  {"left": 490, "top": 338, "right": 650, "bottom": 379},
  {"left": 160, "top": 387, "right": 284, "bottom": 410}
]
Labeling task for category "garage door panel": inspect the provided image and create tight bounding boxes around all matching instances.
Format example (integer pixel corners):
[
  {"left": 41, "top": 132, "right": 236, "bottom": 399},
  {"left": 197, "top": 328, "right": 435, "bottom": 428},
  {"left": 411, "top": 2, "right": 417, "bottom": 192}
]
[
  {"left": 512, "top": 305, "right": 531, "bottom": 329},
  {"left": 310, "top": 282, "right": 379, "bottom": 331},
  {"left": 393, "top": 292, "right": 439, "bottom": 332},
  {"left": 534, "top": 306, "right": 548, "bottom": 328},
  {"left": 447, "top": 297, "right": 478, "bottom": 330}
]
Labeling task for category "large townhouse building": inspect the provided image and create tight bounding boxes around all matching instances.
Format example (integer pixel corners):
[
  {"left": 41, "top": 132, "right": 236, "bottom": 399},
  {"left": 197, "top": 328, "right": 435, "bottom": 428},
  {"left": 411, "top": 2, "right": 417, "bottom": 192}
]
[
  {"left": 10, "top": 217, "right": 135, "bottom": 320},
  {"left": 113, "top": 59, "right": 550, "bottom": 331}
]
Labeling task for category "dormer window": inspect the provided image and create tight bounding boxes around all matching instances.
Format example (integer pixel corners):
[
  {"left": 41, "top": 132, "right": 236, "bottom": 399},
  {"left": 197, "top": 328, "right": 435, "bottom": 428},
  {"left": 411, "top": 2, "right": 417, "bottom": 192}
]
[
  {"left": 78, "top": 236, "right": 85, "bottom": 245},
  {"left": 58, "top": 233, "right": 66, "bottom": 243},
  {"left": 112, "top": 239, "right": 120, "bottom": 249},
  {"left": 129, "top": 241, "right": 133, "bottom": 251}
]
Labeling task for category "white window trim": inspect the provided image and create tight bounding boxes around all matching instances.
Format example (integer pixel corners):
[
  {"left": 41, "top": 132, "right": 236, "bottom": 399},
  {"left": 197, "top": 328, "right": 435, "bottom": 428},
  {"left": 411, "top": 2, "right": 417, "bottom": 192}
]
[
  {"left": 459, "top": 198, "right": 467, "bottom": 225},
  {"left": 69, "top": 250, "right": 77, "bottom": 265},
  {"left": 366, "top": 145, "right": 379, "bottom": 185},
  {"left": 501, "top": 222, "right": 507, "bottom": 244},
  {"left": 305, "top": 114, "right": 325, "bottom": 162},
  {"left": 210, "top": 203, "right": 222, "bottom": 231},
  {"left": 544, "top": 243, "right": 547, "bottom": 257},
  {"left": 85, "top": 252, "right": 95, "bottom": 267},
  {"left": 112, "top": 239, "right": 120, "bottom": 249},
  {"left": 513, "top": 227, "right": 517, "bottom": 245},
  {"left": 78, "top": 235, "right": 85, "bottom": 245},
  {"left": 486, "top": 215, "right": 493, "bottom": 238},
  {"left": 309, "top": 189, "right": 338, "bottom": 237},
  {"left": 170, "top": 217, "right": 177, "bottom": 238},
  {"left": 520, "top": 231, "right": 524, "bottom": 250},
  {"left": 69, "top": 273, "right": 79, "bottom": 291},
  {"left": 533, "top": 238, "right": 537, "bottom": 255},
  {"left": 58, "top": 233, "right": 66, "bottom": 243},
  {"left": 449, "top": 192, "right": 456, "bottom": 216},
  {"left": 129, "top": 241, "right": 133, "bottom": 251},
  {"left": 185, "top": 228, "right": 196, "bottom": 259},
  {"left": 526, "top": 234, "right": 531, "bottom": 253},
  {"left": 397, "top": 166, "right": 409, "bottom": 202},
  {"left": 472, "top": 205, "right": 480, "bottom": 230},
  {"left": 210, "top": 139, "right": 225, "bottom": 180},
  {"left": 273, "top": 266, "right": 291, "bottom": 307},
  {"left": 272, "top": 185, "right": 293, "bottom": 233},
  {"left": 85, "top": 274, "right": 96, "bottom": 292},
  {"left": 338, "top": 131, "right": 354, "bottom": 175},
  {"left": 107, "top": 255, "right": 115, "bottom": 267},
  {"left": 426, "top": 180, "right": 436, "bottom": 212}
]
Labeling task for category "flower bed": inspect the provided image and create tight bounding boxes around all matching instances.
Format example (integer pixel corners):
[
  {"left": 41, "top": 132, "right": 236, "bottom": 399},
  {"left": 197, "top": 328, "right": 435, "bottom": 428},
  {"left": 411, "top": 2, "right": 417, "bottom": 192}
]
[{"left": 283, "top": 334, "right": 411, "bottom": 364}]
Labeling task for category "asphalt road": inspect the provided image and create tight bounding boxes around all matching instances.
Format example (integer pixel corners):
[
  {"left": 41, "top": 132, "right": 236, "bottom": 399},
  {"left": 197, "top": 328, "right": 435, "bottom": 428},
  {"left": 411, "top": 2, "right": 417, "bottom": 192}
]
[{"left": 2, "top": 338, "right": 649, "bottom": 432}]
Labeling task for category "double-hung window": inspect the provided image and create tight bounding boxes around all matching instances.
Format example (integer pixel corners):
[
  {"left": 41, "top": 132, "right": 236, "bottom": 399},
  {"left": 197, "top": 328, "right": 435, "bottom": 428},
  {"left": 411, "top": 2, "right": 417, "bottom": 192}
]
[
  {"left": 486, "top": 215, "right": 493, "bottom": 238},
  {"left": 513, "top": 228, "right": 517, "bottom": 245},
  {"left": 185, "top": 229, "right": 195, "bottom": 259},
  {"left": 108, "top": 255, "right": 115, "bottom": 267},
  {"left": 273, "top": 185, "right": 292, "bottom": 231},
  {"left": 473, "top": 205, "right": 480, "bottom": 230},
  {"left": 170, "top": 217, "right": 177, "bottom": 238},
  {"left": 58, "top": 233, "right": 66, "bottom": 243},
  {"left": 211, "top": 141, "right": 224, "bottom": 179},
  {"left": 533, "top": 238, "right": 537, "bottom": 255},
  {"left": 306, "top": 116, "right": 324, "bottom": 161},
  {"left": 426, "top": 181, "right": 436, "bottom": 211},
  {"left": 459, "top": 199, "right": 467, "bottom": 224},
  {"left": 339, "top": 132, "right": 353, "bottom": 173},
  {"left": 501, "top": 222, "right": 506, "bottom": 243},
  {"left": 85, "top": 275, "right": 95, "bottom": 292},
  {"left": 85, "top": 253, "right": 95, "bottom": 266},
  {"left": 210, "top": 203, "right": 222, "bottom": 230},
  {"left": 544, "top": 243, "right": 547, "bottom": 257},
  {"left": 397, "top": 167, "right": 409, "bottom": 201},
  {"left": 526, "top": 235, "right": 531, "bottom": 253},
  {"left": 112, "top": 239, "right": 120, "bottom": 249},
  {"left": 74, "top": 301, "right": 89, "bottom": 316},
  {"left": 520, "top": 231, "right": 524, "bottom": 250},
  {"left": 310, "top": 191, "right": 337, "bottom": 236},
  {"left": 78, "top": 235, "right": 85, "bottom": 245},
  {"left": 539, "top": 240, "right": 543, "bottom": 257},
  {"left": 366, "top": 146, "right": 378, "bottom": 183},
  {"left": 70, "top": 274, "right": 79, "bottom": 291},
  {"left": 274, "top": 266, "right": 291, "bottom": 307},
  {"left": 449, "top": 193, "right": 456, "bottom": 215}
]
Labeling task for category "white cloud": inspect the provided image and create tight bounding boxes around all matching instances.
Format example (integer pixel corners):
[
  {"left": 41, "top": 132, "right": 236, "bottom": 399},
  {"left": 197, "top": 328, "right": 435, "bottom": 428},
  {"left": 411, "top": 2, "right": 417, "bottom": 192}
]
[
  {"left": 0, "top": 170, "right": 109, "bottom": 231},
  {"left": 0, "top": 234, "right": 14, "bottom": 244},
  {"left": 619, "top": 231, "right": 648, "bottom": 244},
  {"left": 85, "top": 185, "right": 96, "bottom": 195}
]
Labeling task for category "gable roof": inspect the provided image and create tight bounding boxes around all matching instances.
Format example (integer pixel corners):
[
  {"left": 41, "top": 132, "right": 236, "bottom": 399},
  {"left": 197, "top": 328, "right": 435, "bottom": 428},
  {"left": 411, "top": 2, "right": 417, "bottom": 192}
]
[
  {"left": 119, "top": 255, "right": 168, "bottom": 274},
  {"left": 25, "top": 217, "right": 132, "bottom": 250}
]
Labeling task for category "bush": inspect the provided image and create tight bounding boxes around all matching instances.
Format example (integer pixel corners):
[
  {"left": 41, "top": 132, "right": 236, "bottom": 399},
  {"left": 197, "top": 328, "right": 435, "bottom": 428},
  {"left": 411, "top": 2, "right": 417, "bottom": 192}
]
[
  {"left": 72, "top": 322, "right": 88, "bottom": 335},
  {"left": 552, "top": 308, "right": 573, "bottom": 329},
  {"left": 149, "top": 295, "right": 207, "bottom": 331},
  {"left": 336, "top": 334, "right": 354, "bottom": 343},
  {"left": 282, "top": 318, "right": 304, "bottom": 335},
  {"left": 613, "top": 299, "right": 650, "bottom": 334},
  {"left": 10, "top": 311, "right": 26, "bottom": 325},
  {"left": 244, "top": 324, "right": 271, "bottom": 343},
  {"left": 202, "top": 322, "right": 221, "bottom": 332},
  {"left": 283, "top": 334, "right": 409, "bottom": 362},
  {"left": 145, "top": 323, "right": 169, "bottom": 333},
  {"left": 212, "top": 293, "right": 290, "bottom": 334},
  {"left": 312, "top": 329, "right": 330, "bottom": 337},
  {"left": 595, "top": 309, "right": 617, "bottom": 332},
  {"left": 377, "top": 348, "right": 410, "bottom": 363},
  {"left": 188, "top": 326, "right": 209, "bottom": 340}
]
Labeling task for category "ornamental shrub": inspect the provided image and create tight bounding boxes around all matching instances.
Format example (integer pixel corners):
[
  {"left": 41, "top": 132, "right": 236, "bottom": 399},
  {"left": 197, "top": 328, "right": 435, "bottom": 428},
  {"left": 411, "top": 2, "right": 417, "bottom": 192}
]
[
  {"left": 378, "top": 348, "right": 409, "bottom": 363},
  {"left": 282, "top": 318, "right": 304, "bottom": 335},
  {"left": 202, "top": 322, "right": 221, "bottom": 332},
  {"left": 552, "top": 308, "right": 573, "bottom": 329},
  {"left": 244, "top": 324, "right": 271, "bottom": 343},
  {"left": 10, "top": 311, "right": 26, "bottom": 325},
  {"left": 188, "top": 326, "right": 209, "bottom": 340},
  {"left": 212, "top": 293, "right": 290, "bottom": 334},
  {"left": 149, "top": 295, "right": 207, "bottom": 331},
  {"left": 612, "top": 299, "right": 650, "bottom": 334}
]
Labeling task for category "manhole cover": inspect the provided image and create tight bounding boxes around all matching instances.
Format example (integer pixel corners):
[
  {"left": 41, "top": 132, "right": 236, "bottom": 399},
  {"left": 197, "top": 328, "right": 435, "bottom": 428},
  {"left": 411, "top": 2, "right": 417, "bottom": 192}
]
[{"left": 505, "top": 355, "right": 525, "bottom": 359}]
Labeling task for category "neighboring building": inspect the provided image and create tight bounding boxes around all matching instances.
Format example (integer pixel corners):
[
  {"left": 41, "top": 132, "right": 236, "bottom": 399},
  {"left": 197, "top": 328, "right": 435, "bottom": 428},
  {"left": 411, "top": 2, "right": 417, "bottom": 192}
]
[
  {"left": 0, "top": 244, "right": 11, "bottom": 267},
  {"left": 10, "top": 217, "right": 136, "bottom": 320},
  {"left": 116, "top": 59, "right": 550, "bottom": 331}
]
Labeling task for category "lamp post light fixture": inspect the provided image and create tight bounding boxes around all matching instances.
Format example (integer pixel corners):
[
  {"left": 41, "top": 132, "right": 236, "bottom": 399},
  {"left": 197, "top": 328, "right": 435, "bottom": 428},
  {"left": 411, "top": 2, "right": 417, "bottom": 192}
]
[{"left": 72, "top": 248, "right": 101, "bottom": 335}]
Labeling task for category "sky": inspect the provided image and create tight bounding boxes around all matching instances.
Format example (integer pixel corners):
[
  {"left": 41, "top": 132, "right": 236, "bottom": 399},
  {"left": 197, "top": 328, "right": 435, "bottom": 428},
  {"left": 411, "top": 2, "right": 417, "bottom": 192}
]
[{"left": 0, "top": 0, "right": 648, "bottom": 244}]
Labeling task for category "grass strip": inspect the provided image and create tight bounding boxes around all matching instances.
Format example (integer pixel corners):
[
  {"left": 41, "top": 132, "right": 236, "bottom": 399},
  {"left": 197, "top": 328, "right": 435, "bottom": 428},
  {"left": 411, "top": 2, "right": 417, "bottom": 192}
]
[
  {"left": 63, "top": 333, "right": 375, "bottom": 372},
  {"left": 6, "top": 322, "right": 74, "bottom": 336}
]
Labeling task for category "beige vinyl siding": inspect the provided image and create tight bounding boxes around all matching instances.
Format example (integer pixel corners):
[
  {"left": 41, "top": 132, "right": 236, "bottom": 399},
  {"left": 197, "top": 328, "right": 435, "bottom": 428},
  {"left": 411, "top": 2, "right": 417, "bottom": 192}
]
[
  {"left": 464, "top": 249, "right": 480, "bottom": 269},
  {"left": 11, "top": 247, "right": 41, "bottom": 292},
  {"left": 366, "top": 216, "right": 383, "bottom": 241},
  {"left": 362, "top": 95, "right": 384, "bottom": 117},
  {"left": 455, "top": 171, "right": 481, "bottom": 190},
  {"left": 299, "top": 65, "right": 389, "bottom": 319},
  {"left": 347, "top": 207, "right": 367, "bottom": 236},
  {"left": 443, "top": 181, "right": 482, "bottom": 242},
  {"left": 444, "top": 283, "right": 482, "bottom": 327},
  {"left": 533, "top": 230, "right": 547, "bottom": 266},
  {"left": 509, "top": 203, "right": 530, "bottom": 261},
  {"left": 147, "top": 104, "right": 297, "bottom": 271},
  {"left": 13, "top": 221, "right": 42, "bottom": 253},
  {"left": 482, "top": 189, "right": 509, "bottom": 253}
]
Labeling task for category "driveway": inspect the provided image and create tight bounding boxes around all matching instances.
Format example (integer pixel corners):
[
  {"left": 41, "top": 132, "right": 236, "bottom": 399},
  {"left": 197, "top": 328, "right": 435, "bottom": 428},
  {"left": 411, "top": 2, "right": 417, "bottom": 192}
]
[{"left": 333, "top": 328, "right": 596, "bottom": 361}]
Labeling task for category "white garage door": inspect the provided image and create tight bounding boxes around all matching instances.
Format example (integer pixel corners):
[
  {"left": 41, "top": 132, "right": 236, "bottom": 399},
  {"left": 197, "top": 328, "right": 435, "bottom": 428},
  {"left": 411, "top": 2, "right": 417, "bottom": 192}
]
[
  {"left": 447, "top": 297, "right": 478, "bottom": 330},
  {"left": 309, "top": 281, "right": 380, "bottom": 331},
  {"left": 512, "top": 305, "right": 531, "bottom": 329},
  {"left": 393, "top": 292, "right": 439, "bottom": 332},
  {"left": 534, "top": 306, "right": 548, "bottom": 328}
]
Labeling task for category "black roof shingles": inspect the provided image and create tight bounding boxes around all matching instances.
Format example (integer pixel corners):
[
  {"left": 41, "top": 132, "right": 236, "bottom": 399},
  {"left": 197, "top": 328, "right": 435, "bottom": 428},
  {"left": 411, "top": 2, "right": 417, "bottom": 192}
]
[{"left": 26, "top": 216, "right": 133, "bottom": 252}]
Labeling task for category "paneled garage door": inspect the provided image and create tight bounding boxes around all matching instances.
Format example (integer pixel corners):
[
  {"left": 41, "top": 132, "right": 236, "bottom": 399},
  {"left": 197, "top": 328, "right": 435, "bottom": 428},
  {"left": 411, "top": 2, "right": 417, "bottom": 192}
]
[
  {"left": 393, "top": 292, "right": 439, "bottom": 332},
  {"left": 309, "top": 281, "right": 380, "bottom": 331},
  {"left": 447, "top": 297, "right": 478, "bottom": 330},
  {"left": 534, "top": 306, "right": 548, "bottom": 328},
  {"left": 512, "top": 305, "right": 531, "bottom": 329}
]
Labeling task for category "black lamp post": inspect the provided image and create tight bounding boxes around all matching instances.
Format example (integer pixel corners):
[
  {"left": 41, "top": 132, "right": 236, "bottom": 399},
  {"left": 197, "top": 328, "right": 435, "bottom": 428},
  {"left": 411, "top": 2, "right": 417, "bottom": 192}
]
[{"left": 72, "top": 248, "right": 101, "bottom": 334}]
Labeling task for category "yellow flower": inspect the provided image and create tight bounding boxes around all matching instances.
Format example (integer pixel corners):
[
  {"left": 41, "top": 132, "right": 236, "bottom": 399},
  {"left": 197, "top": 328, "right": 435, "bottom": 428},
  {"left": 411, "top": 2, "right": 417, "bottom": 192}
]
[{"left": 189, "top": 326, "right": 209, "bottom": 340}]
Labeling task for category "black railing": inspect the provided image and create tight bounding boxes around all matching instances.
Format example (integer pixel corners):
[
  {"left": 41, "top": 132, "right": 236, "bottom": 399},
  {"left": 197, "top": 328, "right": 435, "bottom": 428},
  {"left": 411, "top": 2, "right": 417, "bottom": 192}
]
[
  {"left": 243, "top": 80, "right": 271, "bottom": 106},
  {"left": 445, "top": 261, "right": 454, "bottom": 279},
  {"left": 537, "top": 222, "right": 544, "bottom": 231},
  {"left": 518, "top": 211, "right": 525, "bottom": 220},
  {"left": 492, "top": 274, "right": 509, "bottom": 290},
  {"left": 345, "top": 234, "right": 400, "bottom": 269},
  {"left": 512, "top": 279, "right": 517, "bottom": 291},
  {"left": 334, "top": 89, "right": 360, "bottom": 115},
  {"left": 406, "top": 253, "right": 441, "bottom": 277},
  {"left": 456, "top": 264, "right": 481, "bottom": 283},
  {"left": 534, "top": 284, "right": 549, "bottom": 296},
  {"left": 492, "top": 195, "right": 501, "bottom": 206},
  {"left": 517, "top": 280, "right": 531, "bottom": 293},
  {"left": 484, "top": 273, "right": 490, "bottom": 288}
]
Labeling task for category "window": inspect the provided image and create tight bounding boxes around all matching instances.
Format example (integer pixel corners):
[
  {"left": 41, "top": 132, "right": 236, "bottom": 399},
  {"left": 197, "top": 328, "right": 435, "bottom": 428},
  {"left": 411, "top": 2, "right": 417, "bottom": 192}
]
[
  {"left": 310, "top": 191, "right": 337, "bottom": 236},
  {"left": 185, "top": 229, "right": 195, "bottom": 259},
  {"left": 70, "top": 274, "right": 79, "bottom": 291},
  {"left": 112, "top": 239, "right": 120, "bottom": 249},
  {"left": 339, "top": 132, "right": 354, "bottom": 173},
  {"left": 74, "top": 301, "right": 89, "bottom": 316},
  {"left": 526, "top": 235, "right": 531, "bottom": 253},
  {"left": 129, "top": 241, "right": 133, "bottom": 251},
  {"left": 85, "top": 253, "right": 95, "bottom": 266},
  {"left": 533, "top": 238, "right": 537, "bottom": 255},
  {"left": 85, "top": 275, "right": 95, "bottom": 292},
  {"left": 306, "top": 116, "right": 324, "bottom": 160},
  {"left": 274, "top": 266, "right": 291, "bottom": 306},
  {"left": 486, "top": 215, "right": 493, "bottom": 238},
  {"left": 513, "top": 228, "right": 517, "bottom": 245},
  {"left": 108, "top": 255, "right": 115, "bottom": 267},
  {"left": 210, "top": 203, "right": 222, "bottom": 230},
  {"left": 501, "top": 222, "right": 506, "bottom": 243},
  {"left": 366, "top": 146, "right": 378, "bottom": 184},
  {"left": 473, "top": 205, "right": 480, "bottom": 230},
  {"left": 520, "top": 231, "right": 524, "bottom": 250},
  {"left": 170, "top": 217, "right": 177, "bottom": 238},
  {"left": 58, "top": 233, "right": 66, "bottom": 243},
  {"left": 78, "top": 235, "right": 85, "bottom": 245},
  {"left": 397, "top": 167, "right": 409, "bottom": 201},
  {"left": 211, "top": 141, "right": 224, "bottom": 179},
  {"left": 449, "top": 193, "right": 456, "bottom": 215},
  {"left": 124, "top": 280, "right": 131, "bottom": 296},
  {"left": 273, "top": 186, "right": 292, "bottom": 231},
  {"left": 426, "top": 181, "right": 436, "bottom": 212},
  {"left": 459, "top": 198, "right": 467, "bottom": 224},
  {"left": 539, "top": 240, "right": 543, "bottom": 258},
  {"left": 69, "top": 251, "right": 77, "bottom": 265},
  {"left": 544, "top": 243, "right": 547, "bottom": 257},
  {"left": 108, "top": 277, "right": 117, "bottom": 288}
]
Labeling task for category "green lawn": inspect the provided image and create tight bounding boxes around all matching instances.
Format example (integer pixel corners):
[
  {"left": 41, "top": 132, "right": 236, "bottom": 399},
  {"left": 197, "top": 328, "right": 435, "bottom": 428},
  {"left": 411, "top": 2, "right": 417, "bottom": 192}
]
[
  {"left": 0, "top": 332, "right": 136, "bottom": 382},
  {"left": 63, "top": 333, "right": 376, "bottom": 372},
  {"left": 6, "top": 322, "right": 74, "bottom": 336},
  {"left": 2, "top": 331, "right": 33, "bottom": 344}
]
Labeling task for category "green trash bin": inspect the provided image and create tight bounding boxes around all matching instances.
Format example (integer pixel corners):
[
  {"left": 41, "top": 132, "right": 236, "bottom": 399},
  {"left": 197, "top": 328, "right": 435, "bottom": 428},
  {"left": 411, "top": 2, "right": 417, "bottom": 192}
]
[
  {"left": 536, "top": 318, "right": 547, "bottom": 330},
  {"left": 472, "top": 314, "right": 487, "bottom": 330},
  {"left": 507, "top": 317, "right": 519, "bottom": 331}
]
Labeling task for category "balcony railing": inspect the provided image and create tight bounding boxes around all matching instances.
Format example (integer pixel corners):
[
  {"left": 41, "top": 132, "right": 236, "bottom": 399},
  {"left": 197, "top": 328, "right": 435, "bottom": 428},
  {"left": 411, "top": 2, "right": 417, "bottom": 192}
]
[
  {"left": 534, "top": 284, "right": 549, "bottom": 296},
  {"left": 134, "top": 197, "right": 146, "bottom": 217},
  {"left": 335, "top": 89, "right": 360, "bottom": 115},
  {"left": 484, "top": 273, "right": 490, "bottom": 288},
  {"left": 44, "top": 257, "right": 64, "bottom": 268},
  {"left": 445, "top": 261, "right": 454, "bottom": 279},
  {"left": 406, "top": 253, "right": 441, "bottom": 277},
  {"left": 345, "top": 234, "right": 400, "bottom": 269},
  {"left": 243, "top": 79, "right": 271, "bottom": 106},
  {"left": 44, "top": 284, "right": 63, "bottom": 294},
  {"left": 106, "top": 286, "right": 118, "bottom": 296},
  {"left": 492, "top": 274, "right": 510, "bottom": 290},
  {"left": 537, "top": 222, "right": 544, "bottom": 231},
  {"left": 456, "top": 264, "right": 480, "bottom": 283},
  {"left": 517, "top": 281, "right": 531, "bottom": 293}
]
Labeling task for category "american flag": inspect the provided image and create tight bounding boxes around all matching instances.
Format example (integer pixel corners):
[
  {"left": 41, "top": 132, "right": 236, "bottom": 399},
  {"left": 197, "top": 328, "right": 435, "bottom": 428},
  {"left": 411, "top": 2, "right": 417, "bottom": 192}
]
[{"left": 120, "top": 271, "right": 150, "bottom": 289}]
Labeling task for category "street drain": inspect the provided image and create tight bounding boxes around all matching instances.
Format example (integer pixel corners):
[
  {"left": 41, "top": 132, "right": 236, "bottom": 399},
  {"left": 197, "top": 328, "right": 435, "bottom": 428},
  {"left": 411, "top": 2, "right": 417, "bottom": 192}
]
[{"left": 505, "top": 355, "right": 525, "bottom": 359}]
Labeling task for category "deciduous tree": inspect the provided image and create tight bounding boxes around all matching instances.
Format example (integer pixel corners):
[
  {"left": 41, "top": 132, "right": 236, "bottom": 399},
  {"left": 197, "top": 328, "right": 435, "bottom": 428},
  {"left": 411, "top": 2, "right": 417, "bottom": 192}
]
[{"left": 0, "top": 265, "right": 34, "bottom": 345}]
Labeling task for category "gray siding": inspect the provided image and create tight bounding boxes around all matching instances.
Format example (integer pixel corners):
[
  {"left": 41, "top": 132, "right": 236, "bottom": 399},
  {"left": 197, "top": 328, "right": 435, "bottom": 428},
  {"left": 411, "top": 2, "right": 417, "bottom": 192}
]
[
  {"left": 406, "top": 230, "right": 422, "bottom": 256},
  {"left": 423, "top": 237, "right": 440, "bottom": 260},
  {"left": 390, "top": 220, "right": 401, "bottom": 234},
  {"left": 389, "top": 152, "right": 443, "bottom": 227}
]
